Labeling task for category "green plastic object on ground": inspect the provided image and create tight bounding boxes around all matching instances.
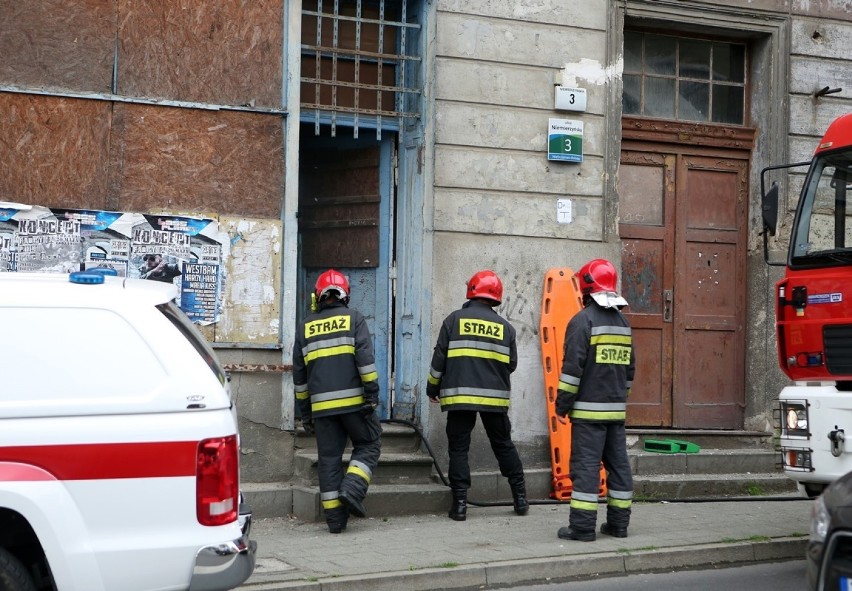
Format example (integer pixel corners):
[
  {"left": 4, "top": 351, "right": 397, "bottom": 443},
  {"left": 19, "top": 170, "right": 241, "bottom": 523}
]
[{"left": 644, "top": 439, "right": 701, "bottom": 454}]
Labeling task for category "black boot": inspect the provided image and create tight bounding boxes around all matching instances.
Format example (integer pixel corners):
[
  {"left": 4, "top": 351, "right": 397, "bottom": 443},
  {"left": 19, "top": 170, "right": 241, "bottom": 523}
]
[
  {"left": 339, "top": 489, "right": 367, "bottom": 518},
  {"left": 448, "top": 489, "right": 467, "bottom": 521},
  {"left": 511, "top": 482, "right": 529, "bottom": 516},
  {"left": 326, "top": 506, "right": 349, "bottom": 534}
]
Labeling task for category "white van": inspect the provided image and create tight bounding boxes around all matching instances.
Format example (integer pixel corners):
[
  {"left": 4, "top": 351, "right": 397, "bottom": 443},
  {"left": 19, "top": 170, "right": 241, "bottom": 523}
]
[{"left": 0, "top": 271, "right": 256, "bottom": 591}]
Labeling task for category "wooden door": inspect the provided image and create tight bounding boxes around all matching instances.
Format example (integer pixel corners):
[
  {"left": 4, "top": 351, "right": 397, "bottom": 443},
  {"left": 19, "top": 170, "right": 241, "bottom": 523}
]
[{"left": 619, "top": 124, "right": 752, "bottom": 428}]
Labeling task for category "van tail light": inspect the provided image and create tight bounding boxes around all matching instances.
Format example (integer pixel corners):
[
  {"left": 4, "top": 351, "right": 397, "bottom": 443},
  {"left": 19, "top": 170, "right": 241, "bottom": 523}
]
[{"left": 196, "top": 435, "right": 239, "bottom": 527}]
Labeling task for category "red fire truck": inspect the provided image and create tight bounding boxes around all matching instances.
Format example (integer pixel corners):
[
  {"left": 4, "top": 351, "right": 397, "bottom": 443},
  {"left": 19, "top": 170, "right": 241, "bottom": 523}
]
[{"left": 763, "top": 113, "right": 852, "bottom": 497}]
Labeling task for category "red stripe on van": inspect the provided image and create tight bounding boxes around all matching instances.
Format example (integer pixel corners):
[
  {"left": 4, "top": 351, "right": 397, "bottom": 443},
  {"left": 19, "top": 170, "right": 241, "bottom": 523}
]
[{"left": 0, "top": 442, "right": 198, "bottom": 481}]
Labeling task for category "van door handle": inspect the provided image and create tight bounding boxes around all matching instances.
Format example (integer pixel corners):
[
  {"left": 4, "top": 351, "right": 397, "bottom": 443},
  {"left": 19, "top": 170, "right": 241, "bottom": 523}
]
[{"left": 663, "top": 289, "right": 673, "bottom": 323}]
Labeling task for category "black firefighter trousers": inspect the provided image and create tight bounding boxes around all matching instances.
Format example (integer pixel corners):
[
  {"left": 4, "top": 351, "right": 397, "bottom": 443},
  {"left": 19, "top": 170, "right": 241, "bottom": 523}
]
[
  {"left": 315, "top": 410, "right": 382, "bottom": 527},
  {"left": 446, "top": 410, "right": 525, "bottom": 491},
  {"left": 569, "top": 420, "right": 633, "bottom": 533}
]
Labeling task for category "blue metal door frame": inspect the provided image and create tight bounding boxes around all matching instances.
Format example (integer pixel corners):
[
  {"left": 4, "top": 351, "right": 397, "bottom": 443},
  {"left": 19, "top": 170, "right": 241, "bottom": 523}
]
[{"left": 297, "top": 128, "right": 394, "bottom": 419}]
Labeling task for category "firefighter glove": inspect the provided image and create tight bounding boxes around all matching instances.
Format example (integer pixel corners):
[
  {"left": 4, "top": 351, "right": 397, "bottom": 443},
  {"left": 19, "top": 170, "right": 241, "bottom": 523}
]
[
  {"left": 360, "top": 393, "right": 378, "bottom": 417},
  {"left": 426, "top": 382, "right": 440, "bottom": 401},
  {"left": 555, "top": 393, "right": 573, "bottom": 418}
]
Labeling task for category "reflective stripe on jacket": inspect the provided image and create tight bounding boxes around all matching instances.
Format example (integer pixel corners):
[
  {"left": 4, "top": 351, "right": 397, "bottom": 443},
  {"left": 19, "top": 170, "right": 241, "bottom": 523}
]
[
  {"left": 427, "top": 299, "right": 517, "bottom": 413},
  {"left": 556, "top": 302, "right": 635, "bottom": 423},
  {"left": 293, "top": 302, "right": 379, "bottom": 419}
]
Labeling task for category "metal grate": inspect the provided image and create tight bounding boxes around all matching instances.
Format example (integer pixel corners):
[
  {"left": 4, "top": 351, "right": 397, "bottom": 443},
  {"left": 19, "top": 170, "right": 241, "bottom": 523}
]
[
  {"left": 825, "top": 325, "right": 852, "bottom": 375},
  {"left": 301, "top": 0, "right": 421, "bottom": 139}
]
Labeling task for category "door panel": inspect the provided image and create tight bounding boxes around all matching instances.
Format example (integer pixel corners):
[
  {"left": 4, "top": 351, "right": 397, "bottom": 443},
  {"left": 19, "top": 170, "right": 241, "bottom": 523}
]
[
  {"left": 620, "top": 236, "right": 671, "bottom": 426},
  {"left": 619, "top": 144, "right": 748, "bottom": 429},
  {"left": 619, "top": 153, "right": 674, "bottom": 427}
]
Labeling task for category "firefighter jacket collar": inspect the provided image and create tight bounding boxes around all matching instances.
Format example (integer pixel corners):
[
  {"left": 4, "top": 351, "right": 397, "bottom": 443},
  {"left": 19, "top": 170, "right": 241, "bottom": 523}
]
[
  {"left": 463, "top": 298, "right": 496, "bottom": 310},
  {"left": 591, "top": 291, "right": 628, "bottom": 309}
]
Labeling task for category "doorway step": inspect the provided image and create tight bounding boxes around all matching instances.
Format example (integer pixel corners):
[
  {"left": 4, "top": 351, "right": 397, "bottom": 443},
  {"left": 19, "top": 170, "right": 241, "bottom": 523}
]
[
  {"left": 243, "top": 422, "right": 452, "bottom": 521},
  {"left": 241, "top": 426, "right": 799, "bottom": 522},
  {"left": 626, "top": 429, "right": 798, "bottom": 500}
]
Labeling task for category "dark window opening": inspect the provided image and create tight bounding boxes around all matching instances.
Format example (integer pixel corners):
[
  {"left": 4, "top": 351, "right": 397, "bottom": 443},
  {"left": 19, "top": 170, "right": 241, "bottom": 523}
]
[{"left": 623, "top": 31, "right": 746, "bottom": 125}]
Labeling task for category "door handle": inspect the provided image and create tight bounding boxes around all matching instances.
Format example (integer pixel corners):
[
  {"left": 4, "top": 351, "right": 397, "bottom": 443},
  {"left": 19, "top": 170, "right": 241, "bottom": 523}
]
[{"left": 663, "top": 289, "right": 673, "bottom": 323}]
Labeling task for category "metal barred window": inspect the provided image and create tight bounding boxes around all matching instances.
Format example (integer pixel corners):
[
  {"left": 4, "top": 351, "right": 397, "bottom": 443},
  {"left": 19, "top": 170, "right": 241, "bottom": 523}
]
[{"left": 301, "top": 0, "right": 422, "bottom": 139}]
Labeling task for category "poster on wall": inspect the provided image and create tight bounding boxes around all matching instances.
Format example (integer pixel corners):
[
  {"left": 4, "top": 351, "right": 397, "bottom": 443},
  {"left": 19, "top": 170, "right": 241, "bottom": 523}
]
[
  {"left": 132, "top": 214, "right": 226, "bottom": 325},
  {"left": 52, "top": 208, "right": 134, "bottom": 276},
  {"left": 0, "top": 203, "right": 24, "bottom": 272},
  {"left": 0, "top": 203, "right": 228, "bottom": 325},
  {"left": 0, "top": 203, "right": 82, "bottom": 273}
]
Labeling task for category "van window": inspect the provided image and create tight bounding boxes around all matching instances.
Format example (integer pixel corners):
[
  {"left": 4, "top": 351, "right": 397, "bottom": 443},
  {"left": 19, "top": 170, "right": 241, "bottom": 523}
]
[
  {"left": 158, "top": 302, "right": 227, "bottom": 385},
  {"left": 0, "top": 307, "right": 166, "bottom": 402}
]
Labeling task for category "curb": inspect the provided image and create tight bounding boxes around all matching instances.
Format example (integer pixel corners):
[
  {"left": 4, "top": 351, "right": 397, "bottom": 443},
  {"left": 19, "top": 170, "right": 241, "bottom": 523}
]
[{"left": 239, "top": 536, "right": 807, "bottom": 591}]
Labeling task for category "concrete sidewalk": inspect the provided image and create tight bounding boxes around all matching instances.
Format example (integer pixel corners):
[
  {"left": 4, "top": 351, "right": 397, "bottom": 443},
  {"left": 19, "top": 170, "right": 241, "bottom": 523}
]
[{"left": 239, "top": 496, "right": 813, "bottom": 590}]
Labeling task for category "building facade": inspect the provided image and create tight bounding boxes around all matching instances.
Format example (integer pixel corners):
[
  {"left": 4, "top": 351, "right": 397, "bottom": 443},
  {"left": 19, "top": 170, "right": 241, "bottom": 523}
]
[{"left": 1, "top": 0, "right": 851, "bottom": 483}]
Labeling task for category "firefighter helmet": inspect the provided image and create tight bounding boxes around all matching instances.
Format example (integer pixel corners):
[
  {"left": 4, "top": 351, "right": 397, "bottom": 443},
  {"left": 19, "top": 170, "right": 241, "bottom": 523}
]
[
  {"left": 576, "top": 259, "right": 618, "bottom": 295},
  {"left": 315, "top": 269, "right": 350, "bottom": 305},
  {"left": 466, "top": 270, "right": 503, "bottom": 304}
]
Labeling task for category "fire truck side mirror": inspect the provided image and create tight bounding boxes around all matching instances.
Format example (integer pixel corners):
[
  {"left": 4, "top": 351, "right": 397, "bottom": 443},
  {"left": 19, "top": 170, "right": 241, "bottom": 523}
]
[
  {"left": 762, "top": 182, "right": 779, "bottom": 238},
  {"left": 760, "top": 179, "right": 785, "bottom": 267},
  {"left": 759, "top": 161, "right": 811, "bottom": 267}
]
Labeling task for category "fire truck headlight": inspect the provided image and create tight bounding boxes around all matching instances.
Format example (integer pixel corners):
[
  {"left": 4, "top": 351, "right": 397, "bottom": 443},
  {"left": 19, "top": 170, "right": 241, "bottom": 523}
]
[
  {"left": 811, "top": 494, "right": 830, "bottom": 543},
  {"left": 787, "top": 406, "right": 808, "bottom": 431}
]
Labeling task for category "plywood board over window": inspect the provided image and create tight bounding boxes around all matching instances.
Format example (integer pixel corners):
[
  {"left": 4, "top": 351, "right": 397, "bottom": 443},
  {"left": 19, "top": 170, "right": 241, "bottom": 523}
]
[
  {"left": 0, "top": 94, "right": 112, "bottom": 207},
  {"left": 0, "top": 0, "right": 115, "bottom": 93},
  {"left": 117, "top": 0, "right": 284, "bottom": 108},
  {"left": 107, "top": 104, "right": 284, "bottom": 218}
]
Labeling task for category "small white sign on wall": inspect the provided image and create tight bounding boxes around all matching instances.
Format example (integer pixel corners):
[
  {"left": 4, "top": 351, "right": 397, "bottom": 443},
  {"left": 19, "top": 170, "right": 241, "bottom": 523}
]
[
  {"left": 557, "top": 198, "right": 572, "bottom": 224},
  {"left": 555, "top": 86, "right": 587, "bottom": 112}
]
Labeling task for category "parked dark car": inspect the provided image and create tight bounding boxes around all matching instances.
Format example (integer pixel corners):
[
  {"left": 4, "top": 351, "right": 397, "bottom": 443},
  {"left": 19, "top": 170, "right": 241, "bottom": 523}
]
[{"left": 808, "top": 470, "right": 852, "bottom": 590}]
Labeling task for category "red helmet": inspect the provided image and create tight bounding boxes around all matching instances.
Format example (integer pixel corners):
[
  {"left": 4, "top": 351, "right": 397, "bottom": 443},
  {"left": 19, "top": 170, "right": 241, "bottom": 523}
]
[
  {"left": 315, "top": 269, "right": 350, "bottom": 304},
  {"left": 466, "top": 270, "right": 503, "bottom": 304},
  {"left": 576, "top": 259, "right": 618, "bottom": 295}
]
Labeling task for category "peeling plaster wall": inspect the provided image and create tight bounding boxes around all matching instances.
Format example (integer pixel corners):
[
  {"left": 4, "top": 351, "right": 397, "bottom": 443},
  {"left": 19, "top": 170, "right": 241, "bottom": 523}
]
[
  {"left": 427, "top": 0, "right": 615, "bottom": 468},
  {"left": 427, "top": 0, "right": 852, "bottom": 470}
]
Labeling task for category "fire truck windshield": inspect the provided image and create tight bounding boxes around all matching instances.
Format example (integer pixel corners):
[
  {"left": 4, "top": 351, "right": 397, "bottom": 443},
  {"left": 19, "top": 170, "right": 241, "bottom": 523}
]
[{"left": 790, "top": 148, "right": 852, "bottom": 268}]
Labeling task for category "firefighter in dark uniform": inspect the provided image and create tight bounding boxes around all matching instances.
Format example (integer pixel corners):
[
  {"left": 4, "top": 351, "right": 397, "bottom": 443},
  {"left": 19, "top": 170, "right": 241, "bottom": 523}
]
[
  {"left": 555, "top": 259, "right": 635, "bottom": 542},
  {"left": 293, "top": 269, "right": 382, "bottom": 534},
  {"left": 427, "top": 270, "right": 528, "bottom": 521}
]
